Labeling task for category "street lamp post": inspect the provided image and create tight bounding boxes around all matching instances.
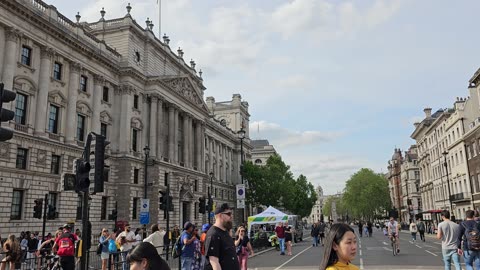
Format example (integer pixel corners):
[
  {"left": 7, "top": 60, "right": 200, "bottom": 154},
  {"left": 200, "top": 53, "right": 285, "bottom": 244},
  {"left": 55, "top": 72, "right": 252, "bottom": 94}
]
[
  {"left": 143, "top": 145, "right": 150, "bottom": 239},
  {"left": 208, "top": 172, "right": 214, "bottom": 224},
  {"left": 442, "top": 151, "right": 454, "bottom": 215},
  {"left": 238, "top": 127, "right": 246, "bottom": 224}
]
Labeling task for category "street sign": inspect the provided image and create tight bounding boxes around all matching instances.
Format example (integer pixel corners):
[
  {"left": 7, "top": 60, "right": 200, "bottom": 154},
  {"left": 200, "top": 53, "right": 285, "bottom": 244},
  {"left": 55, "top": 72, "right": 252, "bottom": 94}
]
[
  {"left": 237, "top": 199, "right": 245, "bottom": 209},
  {"left": 140, "top": 199, "right": 150, "bottom": 225},
  {"left": 236, "top": 184, "right": 245, "bottom": 200}
]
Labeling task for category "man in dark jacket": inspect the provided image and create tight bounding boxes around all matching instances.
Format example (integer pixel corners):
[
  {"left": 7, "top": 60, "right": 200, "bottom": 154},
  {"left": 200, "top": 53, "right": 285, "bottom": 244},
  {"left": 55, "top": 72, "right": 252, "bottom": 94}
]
[{"left": 311, "top": 223, "right": 320, "bottom": 247}]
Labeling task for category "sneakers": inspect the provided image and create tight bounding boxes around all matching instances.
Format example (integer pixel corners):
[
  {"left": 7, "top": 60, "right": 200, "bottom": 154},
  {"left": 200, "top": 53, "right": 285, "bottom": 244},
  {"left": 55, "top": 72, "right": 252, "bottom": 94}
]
[
  {"left": 280, "top": 252, "right": 285, "bottom": 255},
  {"left": 397, "top": 249, "right": 400, "bottom": 254}
]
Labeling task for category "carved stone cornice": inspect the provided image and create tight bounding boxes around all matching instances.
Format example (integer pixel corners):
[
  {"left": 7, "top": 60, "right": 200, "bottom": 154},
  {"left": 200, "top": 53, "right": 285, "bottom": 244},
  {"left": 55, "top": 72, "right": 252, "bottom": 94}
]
[
  {"left": 162, "top": 77, "right": 203, "bottom": 106},
  {"left": 115, "top": 84, "right": 134, "bottom": 96},
  {"left": 150, "top": 94, "right": 159, "bottom": 103},
  {"left": 5, "top": 27, "right": 21, "bottom": 42},
  {"left": 69, "top": 61, "right": 82, "bottom": 74}
]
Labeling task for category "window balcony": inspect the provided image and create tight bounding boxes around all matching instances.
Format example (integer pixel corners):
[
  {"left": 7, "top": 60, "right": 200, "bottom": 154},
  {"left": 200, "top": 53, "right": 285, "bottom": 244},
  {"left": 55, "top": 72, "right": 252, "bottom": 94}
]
[{"left": 449, "top": 192, "right": 471, "bottom": 203}]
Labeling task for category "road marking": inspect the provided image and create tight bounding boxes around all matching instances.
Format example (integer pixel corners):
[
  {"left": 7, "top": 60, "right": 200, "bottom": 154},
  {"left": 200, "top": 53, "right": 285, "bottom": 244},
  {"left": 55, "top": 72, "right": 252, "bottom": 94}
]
[
  {"left": 382, "top": 242, "right": 388, "bottom": 246},
  {"left": 273, "top": 245, "right": 312, "bottom": 270},
  {"left": 416, "top": 245, "right": 422, "bottom": 248},
  {"left": 426, "top": 250, "right": 438, "bottom": 257},
  {"left": 383, "top": 247, "right": 392, "bottom": 251},
  {"left": 359, "top": 244, "right": 362, "bottom": 249},
  {"left": 360, "top": 258, "right": 364, "bottom": 270},
  {"left": 359, "top": 249, "right": 362, "bottom": 256}
]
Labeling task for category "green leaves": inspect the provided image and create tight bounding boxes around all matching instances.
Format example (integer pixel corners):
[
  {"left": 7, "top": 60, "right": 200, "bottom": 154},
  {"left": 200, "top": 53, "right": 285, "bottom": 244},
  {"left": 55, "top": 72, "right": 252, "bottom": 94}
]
[{"left": 243, "top": 154, "right": 316, "bottom": 217}]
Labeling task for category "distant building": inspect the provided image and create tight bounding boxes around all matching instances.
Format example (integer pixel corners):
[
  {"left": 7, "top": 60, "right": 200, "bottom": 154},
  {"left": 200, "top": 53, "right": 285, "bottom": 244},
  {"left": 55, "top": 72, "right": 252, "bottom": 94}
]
[
  {"left": 308, "top": 186, "right": 327, "bottom": 223},
  {"left": 250, "top": 139, "right": 277, "bottom": 165}
]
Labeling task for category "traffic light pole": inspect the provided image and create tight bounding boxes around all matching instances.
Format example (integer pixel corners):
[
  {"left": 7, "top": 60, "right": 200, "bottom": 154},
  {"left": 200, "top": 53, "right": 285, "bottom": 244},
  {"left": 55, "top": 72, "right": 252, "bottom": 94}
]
[
  {"left": 80, "top": 134, "right": 92, "bottom": 270},
  {"left": 42, "top": 193, "right": 48, "bottom": 242},
  {"left": 165, "top": 172, "right": 170, "bottom": 260}
]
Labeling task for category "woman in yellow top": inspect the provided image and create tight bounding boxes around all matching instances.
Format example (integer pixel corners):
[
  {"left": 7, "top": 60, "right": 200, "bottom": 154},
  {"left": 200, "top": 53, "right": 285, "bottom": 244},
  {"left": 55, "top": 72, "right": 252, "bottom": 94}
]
[{"left": 319, "top": 223, "right": 359, "bottom": 270}]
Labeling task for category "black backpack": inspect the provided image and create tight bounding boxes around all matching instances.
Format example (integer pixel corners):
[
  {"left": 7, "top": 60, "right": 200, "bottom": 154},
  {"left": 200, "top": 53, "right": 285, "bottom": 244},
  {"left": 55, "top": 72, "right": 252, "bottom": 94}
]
[
  {"left": 463, "top": 222, "right": 480, "bottom": 251},
  {"left": 172, "top": 234, "right": 183, "bottom": 258}
]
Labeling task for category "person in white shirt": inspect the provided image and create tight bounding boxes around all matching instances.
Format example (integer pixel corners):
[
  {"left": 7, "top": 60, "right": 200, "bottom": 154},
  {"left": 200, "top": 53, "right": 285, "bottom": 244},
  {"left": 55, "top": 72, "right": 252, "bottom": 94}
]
[
  {"left": 387, "top": 217, "right": 400, "bottom": 253},
  {"left": 143, "top": 224, "right": 166, "bottom": 255},
  {"left": 409, "top": 220, "right": 418, "bottom": 242},
  {"left": 116, "top": 224, "right": 136, "bottom": 270}
]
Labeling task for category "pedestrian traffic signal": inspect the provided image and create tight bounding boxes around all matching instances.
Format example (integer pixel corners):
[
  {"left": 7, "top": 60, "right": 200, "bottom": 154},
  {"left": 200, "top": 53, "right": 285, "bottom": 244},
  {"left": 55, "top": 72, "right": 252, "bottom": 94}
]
[
  {"left": 33, "top": 199, "right": 43, "bottom": 219},
  {"left": 75, "top": 159, "right": 91, "bottom": 193},
  {"left": 0, "top": 83, "right": 17, "bottom": 142},
  {"left": 93, "top": 135, "right": 109, "bottom": 193},
  {"left": 160, "top": 191, "right": 166, "bottom": 211},
  {"left": 168, "top": 195, "right": 174, "bottom": 212},
  {"left": 199, "top": 197, "right": 206, "bottom": 214}
]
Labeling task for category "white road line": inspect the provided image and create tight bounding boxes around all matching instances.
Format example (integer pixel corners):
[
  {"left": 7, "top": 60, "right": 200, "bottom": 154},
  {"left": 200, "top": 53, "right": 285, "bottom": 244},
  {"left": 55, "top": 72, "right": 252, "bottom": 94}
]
[
  {"left": 415, "top": 245, "right": 422, "bottom": 248},
  {"left": 383, "top": 247, "right": 392, "bottom": 251},
  {"left": 359, "top": 249, "right": 362, "bottom": 256},
  {"left": 426, "top": 250, "right": 438, "bottom": 257},
  {"left": 273, "top": 245, "right": 313, "bottom": 270},
  {"left": 360, "top": 258, "right": 364, "bottom": 270},
  {"left": 382, "top": 242, "right": 388, "bottom": 246},
  {"left": 359, "top": 244, "right": 362, "bottom": 249}
]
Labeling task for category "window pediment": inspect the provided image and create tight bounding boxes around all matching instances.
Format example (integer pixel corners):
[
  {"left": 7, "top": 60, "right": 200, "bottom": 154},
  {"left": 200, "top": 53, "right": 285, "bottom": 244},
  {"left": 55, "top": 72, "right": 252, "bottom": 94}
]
[
  {"left": 48, "top": 90, "right": 67, "bottom": 106},
  {"left": 76, "top": 101, "right": 92, "bottom": 116},
  {"left": 14, "top": 76, "right": 37, "bottom": 95},
  {"left": 131, "top": 117, "right": 143, "bottom": 130},
  {"left": 100, "top": 111, "right": 113, "bottom": 124}
]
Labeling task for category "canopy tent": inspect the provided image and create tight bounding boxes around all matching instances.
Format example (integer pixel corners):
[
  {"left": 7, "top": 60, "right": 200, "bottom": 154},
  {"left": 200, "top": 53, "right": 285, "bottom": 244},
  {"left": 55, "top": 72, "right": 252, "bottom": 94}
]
[{"left": 247, "top": 206, "right": 289, "bottom": 234}]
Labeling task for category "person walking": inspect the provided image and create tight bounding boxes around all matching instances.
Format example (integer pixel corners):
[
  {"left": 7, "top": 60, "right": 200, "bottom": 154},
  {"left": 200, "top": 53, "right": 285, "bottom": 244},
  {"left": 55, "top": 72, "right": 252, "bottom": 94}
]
[
  {"left": 53, "top": 224, "right": 78, "bottom": 270},
  {"left": 417, "top": 218, "right": 426, "bottom": 242},
  {"left": 437, "top": 210, "right": 462, "bottom": 270},
  {"left": 358, "top": 221, "right": 363, "bottom": 238},
  {"left": 458, "top": 209, "right": 480, "bottom": 270},
  {"left": 409, "top": 220, "right": 418, "bottom": 242},
  {"left": 275, "top": 222, "right": 286, "bottom": 255},
  {"left": 284, "top": 222, "right": 293, "bottom": 256},
  {"left": 318, "top": 221, "right": 326, "bottom": 245},
  {"left": 143, "top": 224, "right": 166, "bottom": 256},
  {"left": 204, "top": 203, "right": 240, "bottom": 270},
  {"left": 199, "top": 224, "right": 210, "bottom": 269},
  {"left": 180, "top": 222, "right": 196, "bottom": 270},
  {"left": 235, "top": 226, "right": 253, "bottom": 270},
  {"left": 192, "top": 227, "right": 202, "bottom": 270},
  {"left": 1, "top": 234, "right": 20, "bottom": 270},
  {"left": 116, "top": 224, "right": 136, "bottom": 270}
]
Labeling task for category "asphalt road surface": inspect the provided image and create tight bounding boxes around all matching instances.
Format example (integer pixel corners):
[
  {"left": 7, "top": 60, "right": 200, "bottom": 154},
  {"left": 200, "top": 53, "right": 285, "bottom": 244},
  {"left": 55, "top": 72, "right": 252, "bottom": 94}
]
[{"left": 248, "top": 227, "right": 452, "bottom": 270}]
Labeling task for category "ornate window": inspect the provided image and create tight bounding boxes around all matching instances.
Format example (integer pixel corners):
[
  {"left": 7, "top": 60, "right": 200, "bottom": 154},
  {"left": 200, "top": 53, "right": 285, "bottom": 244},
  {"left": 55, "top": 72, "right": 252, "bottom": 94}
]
[
  {"left": 21, "top": 46, "right": 32, "bottom": 66},
  {"left": 15, "top": 93, "right": 27, "bottom": 125},
  {"left": 53, "top": 62, "right": 62, "bottom": 80}
]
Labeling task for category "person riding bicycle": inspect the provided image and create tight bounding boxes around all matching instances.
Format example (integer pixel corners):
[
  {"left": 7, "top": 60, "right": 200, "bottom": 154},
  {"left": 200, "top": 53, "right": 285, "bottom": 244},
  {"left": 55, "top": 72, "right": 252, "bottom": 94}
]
[
  {"left": 387, "top": 217, "right": 400, "bottom": 254},
  {"left": 52, "top": 224, "right": 78, "bottom": 270}
]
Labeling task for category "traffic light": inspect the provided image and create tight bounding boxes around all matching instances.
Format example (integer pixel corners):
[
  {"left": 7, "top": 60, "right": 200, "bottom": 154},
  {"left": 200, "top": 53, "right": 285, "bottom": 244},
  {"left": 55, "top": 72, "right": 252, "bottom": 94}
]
[
  {"left": 199, "top": 197, "right": 206, "bottom": 214},
  {"left": 93, "top": 135, "right": 109, "bottom": 193},
  {"left": 75, "top": 159, "right": 91, "bottom": 193},
  {"left": 207, "top": 197, "right": 213, "bottom": 212},
  {"left": 33, "top": 199, "right": 43, "bottom": 219},
  {"left": 159, "top": 191, "right": 166, "bottom": 211},
  {"left": 84, "top": 221, "right": 92, "bottom": 250},
  {"left": 0, "top": 83, "right": 17, "bottom": 142}
]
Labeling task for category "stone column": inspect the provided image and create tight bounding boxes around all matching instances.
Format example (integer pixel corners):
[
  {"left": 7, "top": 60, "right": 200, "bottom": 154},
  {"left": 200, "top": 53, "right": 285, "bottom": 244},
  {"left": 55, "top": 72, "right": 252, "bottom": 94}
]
[
  {"left": 216, "top": 143, "right": 221, "bottom": 180},
  {"left": 209, "top": 138, "right": 213, "bottom": 174},
  {"left": 142, "top": 95, "right": 149, "bottom": 152},
  {"left": 183, "top": 114, "right": 188, "bottom": 165},
  {"left": 118, "top": 85, "right": 133, "bottom": 153},
  {"left": 149, "top": 95, "right": 158, "bottom": 157},
  {"left": 189, "top": 118, "right": 194, "bottom": 168},
  {"left": 195, "top": 121, "right": 202, "bottom": 170},
  {"left": 227, "top": 148, "right": 232, "bottom": 184},
  {"left": 174, "top": 108, "right": 179, "bottom": 163},
  {"left": 34, "top": 46, "right": 54, "bottom": 136},
  {"left": 156, "top": 98, "right": 164, "bottom": 159},
  {"left": 168, "top": 106, "right": 175, "bottom": 162},
  {"left": 223, "top": 145, "right": 227, "bottom": 183},
  {"left": 1, "top": 27, "right": 19, "bottom": 97},
  {"left": 91, "top": 75, "right": 104, "bottom": 134},
  {"left": 65, "top": 62, "right": 81, "bottom": 144}
]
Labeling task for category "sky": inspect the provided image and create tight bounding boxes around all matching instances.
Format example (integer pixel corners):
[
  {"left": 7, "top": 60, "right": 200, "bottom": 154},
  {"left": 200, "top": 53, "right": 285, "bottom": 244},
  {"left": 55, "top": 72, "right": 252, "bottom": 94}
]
[{"left": 46, "top": 0, "right": 480, "bottom": 195}]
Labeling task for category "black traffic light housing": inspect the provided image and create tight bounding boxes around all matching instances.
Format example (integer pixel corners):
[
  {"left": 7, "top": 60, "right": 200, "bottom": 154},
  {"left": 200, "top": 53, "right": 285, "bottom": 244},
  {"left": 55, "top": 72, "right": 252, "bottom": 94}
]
[
  {"left": 159, "top": 191, "right": 166, "bottom": 211},
  {"left": 75, "top": 159, "right": 91, "bottom": 193},
  {"left": 33, "top": 199, "right": 43, "bottom": 219},
  {"left": 168, "top": 195, "right": 173, "bottom": 212},
  {"left": 0, "top": 83, "right": 17, "bottom": 142},
  {"left": 207, "top": 197, "right": 213, "bottom": 212},
  {"left": 199, "top": 197, "right": 206, "bottom": 214},
  {"left": 93, "top": 135, "right": 109, "bottom": 193}
]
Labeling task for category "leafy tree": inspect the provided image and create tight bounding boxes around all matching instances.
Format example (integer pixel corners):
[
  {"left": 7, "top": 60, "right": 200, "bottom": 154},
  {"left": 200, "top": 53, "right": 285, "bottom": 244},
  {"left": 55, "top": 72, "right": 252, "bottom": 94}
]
[{"left": 342, "top": 168, "right": 391, "bottom": 220}]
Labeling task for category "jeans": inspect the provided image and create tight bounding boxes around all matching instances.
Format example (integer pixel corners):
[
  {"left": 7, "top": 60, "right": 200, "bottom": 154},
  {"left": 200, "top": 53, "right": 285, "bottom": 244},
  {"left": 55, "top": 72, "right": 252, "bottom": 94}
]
[
  {"left": 181, "top": 256, "right": 194, "bottom": 270},
  {"left": 312, "top": 236, "right": 318, "bottom": 247},
  {"left": 279, "top": 238, "right": 285, "bottom": 254},
  {"left": 464, "top": 250, "right": 480, "bottom": 270},
  {"left": 121, "top": 251, "right": 130, "bottom": 270},
  {"left": 442, "top": 249, "right": 462, "bottom": 270},
  {"left": 411, "top": 232, "right": 417, "bottom": 241}
]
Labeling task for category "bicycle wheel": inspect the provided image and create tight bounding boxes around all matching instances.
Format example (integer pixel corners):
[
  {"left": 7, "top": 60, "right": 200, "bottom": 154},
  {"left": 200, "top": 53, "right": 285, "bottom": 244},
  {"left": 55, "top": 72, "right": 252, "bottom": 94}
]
[{"left": 391, "top": 240, "right": 396, "bottom": 256}]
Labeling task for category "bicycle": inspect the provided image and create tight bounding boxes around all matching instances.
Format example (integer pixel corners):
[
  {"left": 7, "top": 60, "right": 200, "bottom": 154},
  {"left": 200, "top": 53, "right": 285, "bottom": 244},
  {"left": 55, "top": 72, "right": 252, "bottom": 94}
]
[
  {"left": 40, "top": 254, "right": 61, "bottom": 270},
  {"left": 390, "top": 233, "right": 399, "bottom": 256}
]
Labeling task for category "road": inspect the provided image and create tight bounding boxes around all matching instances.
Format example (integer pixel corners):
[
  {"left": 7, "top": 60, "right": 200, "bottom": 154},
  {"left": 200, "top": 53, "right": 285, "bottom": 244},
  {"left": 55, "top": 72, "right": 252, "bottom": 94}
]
[{"left": 248, "top": 227, "right": 452, "bottom": 270}]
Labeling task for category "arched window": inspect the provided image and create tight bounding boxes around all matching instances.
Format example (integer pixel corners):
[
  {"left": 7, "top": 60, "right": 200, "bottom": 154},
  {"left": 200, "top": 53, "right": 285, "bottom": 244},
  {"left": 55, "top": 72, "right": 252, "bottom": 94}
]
[{"left": 255, "top": 159, "right": 262, "bottom": 164}]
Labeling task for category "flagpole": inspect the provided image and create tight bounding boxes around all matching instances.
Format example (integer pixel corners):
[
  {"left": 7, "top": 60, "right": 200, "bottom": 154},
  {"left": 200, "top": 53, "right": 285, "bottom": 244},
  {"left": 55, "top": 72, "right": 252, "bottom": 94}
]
[{"left": 158, "top": 0, "right": 161, "bottom": 37}]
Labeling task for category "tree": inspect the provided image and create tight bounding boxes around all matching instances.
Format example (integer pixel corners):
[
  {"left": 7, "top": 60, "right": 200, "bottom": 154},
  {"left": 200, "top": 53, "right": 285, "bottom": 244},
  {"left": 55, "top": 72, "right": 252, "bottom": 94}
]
[{"left": 342, "top": 168, "right": 391, "bottom": 220}]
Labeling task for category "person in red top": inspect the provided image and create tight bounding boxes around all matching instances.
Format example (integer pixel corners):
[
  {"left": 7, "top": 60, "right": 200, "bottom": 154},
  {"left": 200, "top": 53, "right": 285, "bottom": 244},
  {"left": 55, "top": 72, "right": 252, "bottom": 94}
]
[
  {"left": 275, "top": 222, "right": 286, "bottom": 255},
  {"left": 53, "top": 224, "right": 78, "bottom": 270}
]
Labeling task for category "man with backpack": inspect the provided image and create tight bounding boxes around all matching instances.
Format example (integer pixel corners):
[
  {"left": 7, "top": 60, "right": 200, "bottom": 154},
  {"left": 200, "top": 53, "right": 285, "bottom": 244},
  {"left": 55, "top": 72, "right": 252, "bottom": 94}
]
[
  {"left": 417, "top": 217, "right": 426, "bottom": 242},
  {"left": 53, "top": 224, "right": 78, "bottom": 270},
  {"left": 458, "top": 210, "right": 480, "bottom": 269}
]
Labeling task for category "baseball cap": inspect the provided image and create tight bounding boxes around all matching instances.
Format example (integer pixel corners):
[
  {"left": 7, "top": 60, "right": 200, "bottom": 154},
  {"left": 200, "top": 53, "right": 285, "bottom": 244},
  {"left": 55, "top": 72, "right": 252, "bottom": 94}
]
[
  {"left": 202, "top": 224, "right": 211, "bottom": 232},
  {"left": 214, "top": 203, "right": 232, "bottom": 215},
  {"left": 184, "top": 221, "right": 194, "bottom": 230}
]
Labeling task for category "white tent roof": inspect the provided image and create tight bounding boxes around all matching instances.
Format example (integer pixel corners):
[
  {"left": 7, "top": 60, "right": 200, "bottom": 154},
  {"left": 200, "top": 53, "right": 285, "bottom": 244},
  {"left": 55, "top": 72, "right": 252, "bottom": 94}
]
[{"left": 247, "top": 206, "right": 289, "bottom": 233}]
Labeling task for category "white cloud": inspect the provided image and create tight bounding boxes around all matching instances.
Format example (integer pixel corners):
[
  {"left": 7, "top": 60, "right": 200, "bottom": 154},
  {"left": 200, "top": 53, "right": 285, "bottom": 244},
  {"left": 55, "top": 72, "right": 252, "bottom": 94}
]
[
  {"left": 250, "top": 120, "right": 342, "bottom": 148},
  {"left": 275, "top": 75, "right": 311, "bottom": 89}
]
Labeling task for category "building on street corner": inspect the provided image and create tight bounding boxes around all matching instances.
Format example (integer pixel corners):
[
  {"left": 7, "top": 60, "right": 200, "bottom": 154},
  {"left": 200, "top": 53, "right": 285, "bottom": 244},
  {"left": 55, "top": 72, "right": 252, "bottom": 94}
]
[{"left": 0, "top": 0, "right": 251, "bottom": 238}]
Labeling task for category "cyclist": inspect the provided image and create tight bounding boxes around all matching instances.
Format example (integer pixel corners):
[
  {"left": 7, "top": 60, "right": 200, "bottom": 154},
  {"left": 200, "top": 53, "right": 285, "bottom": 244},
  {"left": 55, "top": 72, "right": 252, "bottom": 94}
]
[{"left": 387, "top": 217, "right": 400, "bottom": 254}]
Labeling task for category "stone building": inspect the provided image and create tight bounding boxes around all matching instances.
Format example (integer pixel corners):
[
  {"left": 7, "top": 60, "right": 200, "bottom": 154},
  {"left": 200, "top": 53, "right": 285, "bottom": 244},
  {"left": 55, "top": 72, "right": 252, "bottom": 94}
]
[
  {"left": 0, "top": 0, "right": 251, "bottom": 237},
  {"left": 308, "top": 185, "right": 326, "bottom": 224},
  {"left": 400, "top": 145, "right": 421, "bottom": 222},
  {"left": 250, "top": 139, "right": 277, "bottom": 166},
  {"left": 387, "top": 148, "right": 403, "bottom": 218}
]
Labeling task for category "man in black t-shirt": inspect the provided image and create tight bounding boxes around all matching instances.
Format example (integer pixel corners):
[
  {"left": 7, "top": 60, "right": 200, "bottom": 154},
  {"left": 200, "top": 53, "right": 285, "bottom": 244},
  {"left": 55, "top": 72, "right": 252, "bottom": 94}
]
[{"left": 204, "top": 203, "right": 240, "bottom": 270}]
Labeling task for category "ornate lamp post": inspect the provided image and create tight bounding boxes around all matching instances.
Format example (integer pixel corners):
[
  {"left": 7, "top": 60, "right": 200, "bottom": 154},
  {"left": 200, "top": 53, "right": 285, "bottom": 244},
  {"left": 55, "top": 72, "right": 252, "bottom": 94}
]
[
  {"left": 442, "top": 151, "right": 454, "bottom": 215},
  {"left": 238, "top": 127, "right": 246, "bottom": 223}
]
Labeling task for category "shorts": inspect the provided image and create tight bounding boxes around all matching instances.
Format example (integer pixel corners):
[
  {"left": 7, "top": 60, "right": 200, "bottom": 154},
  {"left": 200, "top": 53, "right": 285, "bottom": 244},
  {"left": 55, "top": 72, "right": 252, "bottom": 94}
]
[{"left": 101, "top": 252, "right": 109, "bottom": 260}]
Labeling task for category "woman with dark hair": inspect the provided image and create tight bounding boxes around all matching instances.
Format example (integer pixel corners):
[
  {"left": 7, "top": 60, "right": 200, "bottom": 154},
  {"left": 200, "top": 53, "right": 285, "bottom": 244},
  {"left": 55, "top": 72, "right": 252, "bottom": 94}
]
[
  {"left": 1, "top": 234, "right": 20, "bottom": 270},
  {"left": 127, "top": 242, "right": 170, "bottom": 270},
  {"left": 319, "top": 223, "right": 359, "bottom": 270}
]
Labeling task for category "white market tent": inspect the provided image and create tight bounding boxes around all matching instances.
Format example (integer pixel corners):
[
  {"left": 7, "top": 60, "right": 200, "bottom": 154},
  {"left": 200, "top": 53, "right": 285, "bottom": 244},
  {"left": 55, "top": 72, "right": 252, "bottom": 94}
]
[{"left": 247, "top": 206, "right": 289, "bottom": 233}]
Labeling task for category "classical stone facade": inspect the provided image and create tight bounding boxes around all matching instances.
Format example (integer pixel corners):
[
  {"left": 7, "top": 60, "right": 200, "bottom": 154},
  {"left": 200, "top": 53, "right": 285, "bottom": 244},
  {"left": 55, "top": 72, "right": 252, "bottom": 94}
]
[
  {"left": 250, "top": 139, "right": 277, "bottom": 166},
  {"left": 0, "top": 0, "right": 251, "bottom": 237},
  {"left": 308, "top": 186, "right": 327, "bottom": 224},
  {"left": 400, "top": 146, "right": 421, "bottom": 222}
]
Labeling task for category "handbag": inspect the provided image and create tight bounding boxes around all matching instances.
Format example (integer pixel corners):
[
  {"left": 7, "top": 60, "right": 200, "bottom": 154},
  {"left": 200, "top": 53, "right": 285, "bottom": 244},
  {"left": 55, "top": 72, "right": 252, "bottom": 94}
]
[{"left": 96, "top": 242, "right": 102, "bottom": 255}]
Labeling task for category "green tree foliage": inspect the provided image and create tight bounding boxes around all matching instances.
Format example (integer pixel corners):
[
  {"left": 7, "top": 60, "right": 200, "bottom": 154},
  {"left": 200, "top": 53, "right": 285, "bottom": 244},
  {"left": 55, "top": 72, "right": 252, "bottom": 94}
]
[
  {"left": 242, "top": 154, "right": 316, "bottom": 217},
  {"left": 342, "top": 168, "right": 391, "bottom": 220}
]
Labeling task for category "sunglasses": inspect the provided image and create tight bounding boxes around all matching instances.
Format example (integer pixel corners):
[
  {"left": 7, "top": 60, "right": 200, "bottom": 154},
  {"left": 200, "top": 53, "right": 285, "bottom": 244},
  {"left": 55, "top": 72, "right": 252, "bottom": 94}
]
[{"left": 221, "top": 212, "right": 233, "bottom": 216}]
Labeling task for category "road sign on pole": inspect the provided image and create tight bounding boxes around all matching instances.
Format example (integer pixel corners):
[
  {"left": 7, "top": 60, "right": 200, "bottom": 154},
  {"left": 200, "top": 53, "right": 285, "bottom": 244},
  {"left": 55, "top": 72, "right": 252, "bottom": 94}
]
[
  {"left": 140, "top": 199, "right": 150, "bottom": 225},
  {"left": 237, "top": 199, "right": 245, "bottom": 209},
  {"left": 236, "top": 184, "right": 245, "bottom": 199}
]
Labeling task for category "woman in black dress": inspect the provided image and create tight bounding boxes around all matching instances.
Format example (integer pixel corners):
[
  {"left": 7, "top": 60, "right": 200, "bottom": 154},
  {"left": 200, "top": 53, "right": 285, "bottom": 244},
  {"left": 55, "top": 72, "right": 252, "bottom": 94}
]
[{"left": 284, "top": 222, "right": 293, "bottom": 256}]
